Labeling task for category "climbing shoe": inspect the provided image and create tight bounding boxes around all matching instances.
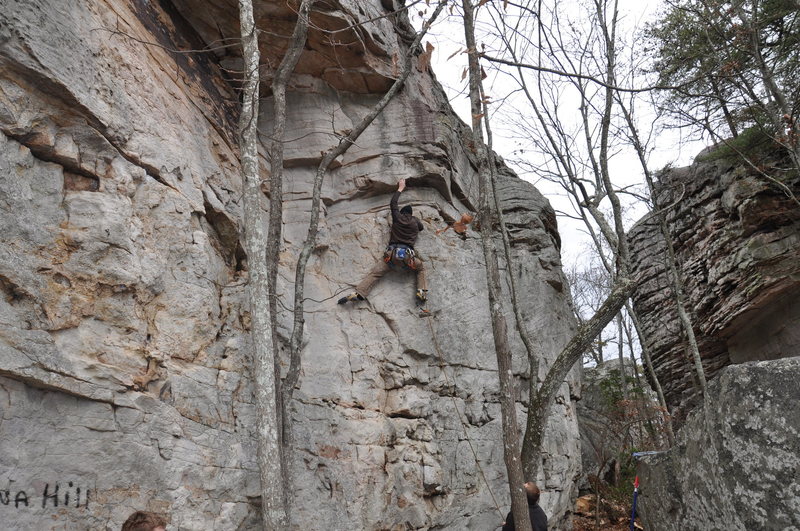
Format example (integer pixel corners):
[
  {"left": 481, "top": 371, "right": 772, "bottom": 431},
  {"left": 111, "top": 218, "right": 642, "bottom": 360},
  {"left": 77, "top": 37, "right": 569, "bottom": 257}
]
[
  {"left": 415, "top": 289, "right": 428, "bottom": 304},
  {"left": 338, "top": 292, "right": 364, "bottom": 305}
]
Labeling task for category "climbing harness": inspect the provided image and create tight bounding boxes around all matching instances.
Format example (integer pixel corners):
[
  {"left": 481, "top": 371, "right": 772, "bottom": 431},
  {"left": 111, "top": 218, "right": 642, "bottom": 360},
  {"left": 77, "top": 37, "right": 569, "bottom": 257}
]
[
  {"left": 383, "top": 243, "right": 417, "bottom": 270},
  {"left": 425, "top": 317, "right": 504, "bottom": 519}
]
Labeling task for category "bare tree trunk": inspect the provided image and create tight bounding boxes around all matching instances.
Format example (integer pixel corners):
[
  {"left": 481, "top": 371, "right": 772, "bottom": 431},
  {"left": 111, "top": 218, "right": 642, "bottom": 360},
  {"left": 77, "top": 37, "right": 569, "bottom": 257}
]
[
  {"left": 522, "top": 278, "right": 635, "bottom": 479},
  {"left": 616, "top": 313, "right": 627, "bottom": 400},
  {"left": 593, "top": 0, "right": 631, "bottom": 277},
  {"left": 623, "top": 314, "right": 657, "bottom": 445},
  {"left": 661, "top": 227, "right": 707, "bottom": 396},
  {"left": 238, "top": 0, "right": 287, "bottom": 526},
  {"left": 263, "top": 0, "right": 316, "bottom": 517},
  {"left": 265, "top": 0, "right": 315, "bottom": 434},
  {"left": 593, "top": 330, "right": 604, "bottom": 367},
  {"left": 484, "top": 0, "right": 643, "bottom": 482},
  {"left": 625, "top": 302, "right": 675, "bottom": 445},
  {"left": 285, "top": 0, "right": 447, "bottom": 401},
  {"left": 614, "top": 99, "right": 708, "bottom": 397},
  {"left": 462, "top": 1, "right": 530, "bottom": 528},
  {"left": 479, "top": 58, "right": 543, "bottom": 453}
]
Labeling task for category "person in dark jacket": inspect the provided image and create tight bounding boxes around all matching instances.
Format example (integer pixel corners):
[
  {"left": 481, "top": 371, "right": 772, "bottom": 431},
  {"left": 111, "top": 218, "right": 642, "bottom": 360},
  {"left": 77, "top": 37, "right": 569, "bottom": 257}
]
[
  {"left": 501, "top": 482, "right": 548, "bottom": 531},
  {"left": 338, "top": 178, "right": 428, "bottom": 304}
]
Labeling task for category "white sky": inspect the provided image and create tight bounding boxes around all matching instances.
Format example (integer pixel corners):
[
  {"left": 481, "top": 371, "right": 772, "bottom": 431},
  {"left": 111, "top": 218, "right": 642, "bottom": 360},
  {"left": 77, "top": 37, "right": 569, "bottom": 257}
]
[{"left": 414, "top": 0, "right": 709, "bottom": 266}]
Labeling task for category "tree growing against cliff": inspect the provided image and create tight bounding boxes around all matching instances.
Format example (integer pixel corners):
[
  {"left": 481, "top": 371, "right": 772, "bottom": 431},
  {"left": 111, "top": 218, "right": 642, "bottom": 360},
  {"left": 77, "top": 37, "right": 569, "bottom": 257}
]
[
  {"left": 251, "top": 0, "right": 445, "bottom": 523},
  {"left": 237, "top": 0, "right": 288, "bottom": 526},
  {"left": 257, "top": 0, "right": 318, "bottom": 514},
  {"left": 285, "top": 0, "right": 447, "bottom": 399},
  {"left": 262, "top": 2, "right": 446, "bottom": 525},
  {"left": 460, "top": 0, "right": 531, "bottom": 526},
  {"left": 264, "top": 0, "right": 315, "bottom": 449},
  {"left": 614, "top": 90, "right": 709, "bottom": 400},
  {"left": 458, "top": 4, "right": 640, "bottom": 528},
  {"left": 451, "top": 0, "right": 686, "bottom": 480}
]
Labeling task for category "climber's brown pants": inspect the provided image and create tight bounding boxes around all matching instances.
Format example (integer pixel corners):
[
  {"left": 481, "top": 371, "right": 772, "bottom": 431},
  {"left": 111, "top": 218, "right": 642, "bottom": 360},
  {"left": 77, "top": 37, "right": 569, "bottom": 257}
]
[{"left": 355, "top": 255, "right": 427, "bottom": 298}]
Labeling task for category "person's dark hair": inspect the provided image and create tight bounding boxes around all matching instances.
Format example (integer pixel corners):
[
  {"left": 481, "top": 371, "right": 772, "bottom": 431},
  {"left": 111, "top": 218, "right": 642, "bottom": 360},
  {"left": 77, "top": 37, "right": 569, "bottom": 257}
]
[
  {"left": 524, "top": 482, "right": 541, "bottom": 504},
  {"left": 121, "top": 511, "right": 167, "bottom": 531},
  {"left": 400, "top": 205, "right": 412, "bottom": 215}
]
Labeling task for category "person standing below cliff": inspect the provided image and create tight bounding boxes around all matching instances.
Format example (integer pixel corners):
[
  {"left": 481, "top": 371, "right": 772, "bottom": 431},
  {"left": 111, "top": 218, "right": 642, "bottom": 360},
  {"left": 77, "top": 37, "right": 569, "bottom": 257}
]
[
  {"left": 338, "top": 178, "right": 428, "bottom": 305},
  {"left": 501, "top": 482, "right": 548, "bottom": 531}
]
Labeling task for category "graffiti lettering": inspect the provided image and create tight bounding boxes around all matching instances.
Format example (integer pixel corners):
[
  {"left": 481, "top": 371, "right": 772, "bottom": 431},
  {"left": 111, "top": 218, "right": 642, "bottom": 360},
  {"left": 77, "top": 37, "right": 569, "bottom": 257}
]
[
  {"left": 15, "top": 491, "right": 28, "bottom": 508},
  {"left": 41, "top": 483, "right": 58, "bottom": 508},
  {"left": 0, "top": 482, "right": 90, "bottom": 511}
]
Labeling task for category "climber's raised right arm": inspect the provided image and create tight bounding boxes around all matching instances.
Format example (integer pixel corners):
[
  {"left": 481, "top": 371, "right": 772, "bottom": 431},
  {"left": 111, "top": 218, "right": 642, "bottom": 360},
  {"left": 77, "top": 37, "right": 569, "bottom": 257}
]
[{"left": 390, "top": 178, "right": 406, "bottom": 222}]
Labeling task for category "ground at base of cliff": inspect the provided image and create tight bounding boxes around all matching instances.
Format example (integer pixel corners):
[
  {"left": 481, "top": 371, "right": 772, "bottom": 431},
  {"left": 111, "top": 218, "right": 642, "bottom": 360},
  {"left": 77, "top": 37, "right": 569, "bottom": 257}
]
[
  {"left": 572, "top": 514, "right": 643, "bottom": 531},
  {"left": 572, "top": 494, "right": 644, "bottom": 530}
]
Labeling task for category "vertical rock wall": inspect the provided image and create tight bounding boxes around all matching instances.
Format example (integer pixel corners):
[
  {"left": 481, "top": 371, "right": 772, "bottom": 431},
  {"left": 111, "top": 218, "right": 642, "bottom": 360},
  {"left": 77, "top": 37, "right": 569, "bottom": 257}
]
[
  {"left": 0, "top": 0, "right": 581, "bottom": 528},
  {"left": 628, "top": 152, "right": 800, "bottom": 419}
]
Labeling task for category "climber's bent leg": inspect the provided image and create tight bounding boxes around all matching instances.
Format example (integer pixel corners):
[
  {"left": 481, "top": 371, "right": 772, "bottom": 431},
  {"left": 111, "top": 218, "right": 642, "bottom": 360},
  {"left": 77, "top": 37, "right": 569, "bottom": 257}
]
[
  {"left": 411, "top": 257, "right": 427, "bottom": 304},
  {"left": 412, "top": 256, "right": 427, "bottom": 291},
  {"left": 355, "top": 259, "right": 391, "bottom": 298}
]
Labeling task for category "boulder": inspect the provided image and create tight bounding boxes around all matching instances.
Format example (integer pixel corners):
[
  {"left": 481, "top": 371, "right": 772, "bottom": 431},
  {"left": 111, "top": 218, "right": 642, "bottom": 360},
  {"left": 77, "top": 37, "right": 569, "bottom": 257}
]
[{"left": 637, "top": 357, "right": 800, "bottom": 531}]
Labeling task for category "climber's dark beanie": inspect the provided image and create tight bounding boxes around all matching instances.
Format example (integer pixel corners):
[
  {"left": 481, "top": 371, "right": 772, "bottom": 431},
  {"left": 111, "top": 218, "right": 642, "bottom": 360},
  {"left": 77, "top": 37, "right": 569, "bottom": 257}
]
[{"left": 400, "top": 205, "right": 412, "bottom": 215}]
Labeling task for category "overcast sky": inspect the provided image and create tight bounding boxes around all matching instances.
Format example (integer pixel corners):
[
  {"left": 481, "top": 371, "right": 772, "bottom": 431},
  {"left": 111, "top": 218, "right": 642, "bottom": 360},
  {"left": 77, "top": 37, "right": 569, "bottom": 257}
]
[{"left": 415, "top": 0, "right": 708, "bottom": 266}]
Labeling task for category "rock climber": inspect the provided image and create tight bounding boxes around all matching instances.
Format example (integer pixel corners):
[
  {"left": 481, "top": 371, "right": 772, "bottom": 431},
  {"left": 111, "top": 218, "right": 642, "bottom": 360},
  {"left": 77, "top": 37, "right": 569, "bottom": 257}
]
[
  {"left": 501, "top": 482, "right": 548, "bottom": 531},
  {"left": 338, "top": 178, "right": 428, "bottom": 305}
]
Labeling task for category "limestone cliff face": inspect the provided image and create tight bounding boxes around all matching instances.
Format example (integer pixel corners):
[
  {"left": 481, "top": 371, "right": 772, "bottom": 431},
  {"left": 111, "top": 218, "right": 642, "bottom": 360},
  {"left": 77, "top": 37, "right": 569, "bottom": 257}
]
[
  {"left": 628, "top": 152, "right": 800, "bottom": 420},
  {"left": 0, "top": 0, "right": 580, "bottom": 529}
]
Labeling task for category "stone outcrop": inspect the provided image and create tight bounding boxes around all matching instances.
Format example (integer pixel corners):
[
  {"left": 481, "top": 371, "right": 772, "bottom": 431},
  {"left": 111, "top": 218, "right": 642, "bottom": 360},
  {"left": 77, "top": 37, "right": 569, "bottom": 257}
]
[
  {"left": 628, "top": 151, "right": 800, "bottom": 420},
  {"left": 0, "top": 0, "right": 581, "bottom": 529},
  {"left": 636, "top": 357, "right": 800, "bottom": 531}
]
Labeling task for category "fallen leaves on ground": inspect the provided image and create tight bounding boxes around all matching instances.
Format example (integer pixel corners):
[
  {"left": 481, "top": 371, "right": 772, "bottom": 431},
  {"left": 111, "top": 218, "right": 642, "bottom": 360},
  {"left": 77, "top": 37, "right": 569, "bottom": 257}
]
[{"left": 572, "top": 513, "right": 643, "bottom": 531}]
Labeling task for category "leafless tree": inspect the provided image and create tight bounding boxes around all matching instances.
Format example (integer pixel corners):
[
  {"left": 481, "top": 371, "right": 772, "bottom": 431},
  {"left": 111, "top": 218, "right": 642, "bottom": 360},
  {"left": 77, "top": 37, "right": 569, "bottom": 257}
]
[
  {"left": 457, "top": 0, "right": 680, "bottom": 477},
  {"left": 614, "top": 89, "right": 708, "bottom": 397},
  {"left": 259, "top": 0, "right": 317, "bottom": 514},
  {"left": 566, "top": 255, "right": 615, "bottom": 366},
  {"left": 260, "top": 0, "right": 446, "bottom": 521},
  {"left": 461, "top": 0, "right": 531, "bottom": 526},
  {"left": 458, "top": 9, "right": 640, "bottom": 530},
  {"left": 285, "top": 0, "right": 447, "bottom": 389},
  {"left": 237, "top": 0, "right": 287, "bottom": 526}
]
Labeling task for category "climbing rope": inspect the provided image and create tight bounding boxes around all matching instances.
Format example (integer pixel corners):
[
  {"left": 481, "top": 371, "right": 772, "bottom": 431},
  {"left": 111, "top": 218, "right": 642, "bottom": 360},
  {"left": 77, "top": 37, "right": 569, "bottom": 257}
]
[{"left": 425, "top": 317, "right": 505, "bottom": 519}]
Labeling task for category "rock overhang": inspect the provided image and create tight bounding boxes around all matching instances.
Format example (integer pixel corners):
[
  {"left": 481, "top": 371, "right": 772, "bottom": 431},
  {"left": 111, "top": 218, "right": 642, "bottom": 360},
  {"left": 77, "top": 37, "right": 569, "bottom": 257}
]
[{"left": 171, "top": 0, "right": 403, "bottom": 95}]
